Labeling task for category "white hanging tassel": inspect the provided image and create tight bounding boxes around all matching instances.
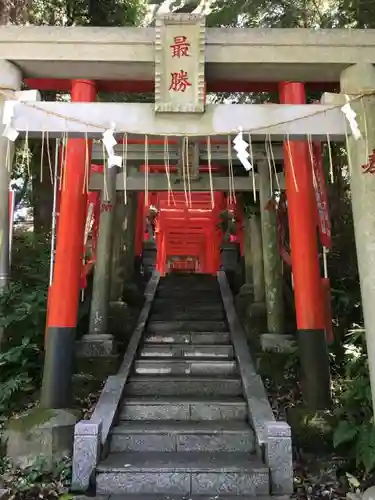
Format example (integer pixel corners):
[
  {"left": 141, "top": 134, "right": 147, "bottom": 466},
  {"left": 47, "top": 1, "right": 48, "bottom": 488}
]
[
  {"left": 341, "top": 95, "right": 362, "bottom": 140},
  {"left": 102, "top": 123, "right": 122, "bottom": 168},
  {"left": 102, "top": 127, "right": 117, "bottom": 155},
  {"left": 233, "top": 127, "right": 253, "bottom": 172}
]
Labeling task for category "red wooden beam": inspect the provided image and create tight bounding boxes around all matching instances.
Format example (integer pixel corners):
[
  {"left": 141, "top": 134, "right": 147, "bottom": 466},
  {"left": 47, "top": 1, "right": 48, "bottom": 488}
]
[{"left": 24, "top": 78, "right": 339, "bottom": 94}]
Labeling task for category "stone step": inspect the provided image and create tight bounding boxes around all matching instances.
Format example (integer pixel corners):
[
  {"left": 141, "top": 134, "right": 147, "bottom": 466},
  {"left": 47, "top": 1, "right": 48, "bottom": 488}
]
[
  {"left": 150, "top": 310, "right": 225, "bottom": 321},
  {"left": 144, "top": 331, "right": 231, "bottom": 345},
  {"left": 152, "top": 302, "right": 223, "bottom": 313},
  {"left": 156, "top": 284, "right": 220, "bottom": 291},
  {"left": 119, "top": 396, "right": 248, "bottom": 421},
  {"left": 124, "top": 375, "right": 243, "bottom": 397},
  {"left": 140, "top": 344, "right": 234, "bottom": 359},
  {"left": 147, "top": 320, "right": 227, "bottom": 334},
  {"left": 157, "top": 279, "right": 219, "bottom": 287},
  {"left": 134, "top": 359, "right": 237, "bottom": 376},
  {"left": 155, "top": 290, "right": 221, "bottom": 299},
  {"left": 109, "top": 421, "right": 256, "bottom": 453},
  {"left": 109, "top": 496, "right": 285, "bottom": 500},
  {"left": 153, "top": 296, "right": 222, "bottom": 306},
  {"left": 96, "top": 451, "right": 269, "bottom": 495},
  {"left": 159, "top": 275, "right": 217, "bottom": 282},
  {"left": 154, "top": 295, "right": 221, "bottom": 301}
]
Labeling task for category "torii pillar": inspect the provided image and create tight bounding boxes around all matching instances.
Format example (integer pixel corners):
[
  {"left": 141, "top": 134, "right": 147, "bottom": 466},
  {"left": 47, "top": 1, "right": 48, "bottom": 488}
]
[
  {"left": 0, "top": 60, "right": 22, "bottom": 346},
  {"left": 279, "top": 82, "right": 331, "bottom": 410},
  {"left": 258, "top": 160, "right": 285, "bottom": 335},
  {"left": 85, "top": 165, "right": 118, "bottom": 354},
  {"left": 7, "top": 79, "right": 97, "bottom": 470},
  {"left": 41, "top": 80, "right": 97, "bottom": 409},
  {"left": 339, "top": 64, "right": 375, "bottom": 416}
]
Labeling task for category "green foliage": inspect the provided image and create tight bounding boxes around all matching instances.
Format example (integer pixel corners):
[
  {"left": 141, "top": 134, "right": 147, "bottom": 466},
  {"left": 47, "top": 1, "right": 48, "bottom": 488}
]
[
  {"left": 29, "top": 0, "right": 147, "bottom": 26},
  {"left": 207, "top": 0, "right": 336, "bottom": 27},
  {"left": 0, "top": 232, "right": 49, "bottom": 418},
  {"left": 0, "top": 338, "right": 41, "bottom": 415},
  {"left": 0, "top": 456, "right": 72, "bottom": 499},
  {"left": 333, "top": 329, "right": 375, "bottom": 474}
]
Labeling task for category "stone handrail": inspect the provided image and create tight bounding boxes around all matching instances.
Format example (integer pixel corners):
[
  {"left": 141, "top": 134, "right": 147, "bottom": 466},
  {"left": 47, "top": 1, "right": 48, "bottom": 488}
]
[
  {"left": 217, "top": 271, "right": 293, "bottom": 496},
  {"left": 71, "top": 271, "right": 160, "bottom": 492}
]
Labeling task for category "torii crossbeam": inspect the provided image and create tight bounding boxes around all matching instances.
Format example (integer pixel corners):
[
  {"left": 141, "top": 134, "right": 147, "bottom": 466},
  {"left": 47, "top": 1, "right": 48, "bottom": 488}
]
[{"left": 8, "top": 101, "right": 346, "bottom": 140}]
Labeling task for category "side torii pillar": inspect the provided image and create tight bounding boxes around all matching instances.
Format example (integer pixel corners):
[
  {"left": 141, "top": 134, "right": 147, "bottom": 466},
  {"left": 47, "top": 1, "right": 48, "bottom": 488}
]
[
  {"left": 337, "top": 63, "right": 375, "bottom": 417},
  {"left": 258, "top": 160, "right": 285, "bottom": 335},
  {"left": 85, "top": 165, "right": 118, "bottom": 353},
  {"left": 279, "top": 82, "right": 331, "bottom": 410},
  {"left": 41, "top": 80, "right": 97, "bottom": 409},
  {"left": 0, "top": 60, "right": 22, "bottom": 347}
]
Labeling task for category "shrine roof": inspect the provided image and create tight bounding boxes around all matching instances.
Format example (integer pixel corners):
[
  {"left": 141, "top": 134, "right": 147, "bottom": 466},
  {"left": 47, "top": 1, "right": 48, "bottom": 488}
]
[{"left": 0, "top": 26, "right": 375, "bottom": 82}]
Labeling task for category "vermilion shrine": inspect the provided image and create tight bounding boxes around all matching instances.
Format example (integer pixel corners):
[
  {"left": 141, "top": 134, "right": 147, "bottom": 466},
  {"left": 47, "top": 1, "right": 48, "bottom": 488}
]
[{"left": 1, "top": 15, "right": 375, "bottom": 498}]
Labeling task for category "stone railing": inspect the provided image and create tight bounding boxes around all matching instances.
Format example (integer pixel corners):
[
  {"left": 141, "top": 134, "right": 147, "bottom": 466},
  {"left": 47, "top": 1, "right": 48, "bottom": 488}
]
[
  {"left": 217, "top": 271, "right": 293, "bottom": 496},
  {"left": 71, "top": 272, "right": 160, "bottom": 492}
]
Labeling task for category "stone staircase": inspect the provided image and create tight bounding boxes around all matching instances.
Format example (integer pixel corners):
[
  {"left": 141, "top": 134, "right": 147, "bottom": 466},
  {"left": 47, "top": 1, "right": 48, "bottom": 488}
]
[{"left": 95, "top": 274, "right": 272, "bottom": 498}]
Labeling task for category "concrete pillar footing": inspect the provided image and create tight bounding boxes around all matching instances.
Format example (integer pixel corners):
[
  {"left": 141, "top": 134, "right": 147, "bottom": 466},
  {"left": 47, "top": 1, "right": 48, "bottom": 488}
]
[
  {"left": 6, "top": 408, "right": 79, "bottom": 470},
  {"left": 76, "top": 334, "right": 117, "bottom": 358},
  {"left": 260, "top": 333, "right": 296, "bottom": 353}
]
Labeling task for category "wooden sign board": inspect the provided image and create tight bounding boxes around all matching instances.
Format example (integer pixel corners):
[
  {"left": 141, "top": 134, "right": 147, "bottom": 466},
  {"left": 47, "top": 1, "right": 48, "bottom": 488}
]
[{"left": 155, "top": 13, "right": 206, "bottom": 114}]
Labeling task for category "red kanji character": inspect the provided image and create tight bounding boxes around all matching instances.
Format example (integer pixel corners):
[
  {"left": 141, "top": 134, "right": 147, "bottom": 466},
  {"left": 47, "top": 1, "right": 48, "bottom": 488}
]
[
  {"left": 169, "top": 70, "right": 192, "bottom": 93},
  {"left": 362, "top": 149, "right": 375, "bottom": 174},
  {"left": 101, "top": 202, "right": 113, "bottom": 212},
  {"left": 170, "top": 35, "right": 191, "bottom": 58}
]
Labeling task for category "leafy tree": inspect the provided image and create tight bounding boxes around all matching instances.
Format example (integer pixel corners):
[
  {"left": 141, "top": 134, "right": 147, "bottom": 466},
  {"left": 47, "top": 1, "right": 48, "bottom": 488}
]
[{"left": 29, "top": 0, "right": 146, "bottom": 26}]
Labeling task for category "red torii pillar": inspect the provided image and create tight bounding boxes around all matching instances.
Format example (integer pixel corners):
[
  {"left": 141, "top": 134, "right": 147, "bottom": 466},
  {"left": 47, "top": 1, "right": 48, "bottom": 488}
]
[
  {"left": 279, "top": 82, "right": 331, "bottom": 410},
  {"left": 41, "top": 80, "right": 97, "bottom": 409}
]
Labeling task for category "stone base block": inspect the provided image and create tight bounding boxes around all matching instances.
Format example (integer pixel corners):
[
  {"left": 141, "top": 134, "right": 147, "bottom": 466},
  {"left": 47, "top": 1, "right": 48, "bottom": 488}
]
[
  {"left": 286, "top": 405, "right": 334, "bottom": 452},
  {"left": 6, "top": 408, "right": 79, "bottom": 470},
  {"left": 76, "top": 334, "right": 117, "bottom": 358},
  {"left": 75, "top": 355, "right": 120, "bottom": 378},
  {"left": 261, "top": 333, "right": 296, "bottom": 353}
]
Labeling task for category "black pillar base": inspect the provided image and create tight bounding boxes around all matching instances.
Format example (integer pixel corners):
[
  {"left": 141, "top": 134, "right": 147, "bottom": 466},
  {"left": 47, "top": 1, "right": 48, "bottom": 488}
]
[
  {"left": 40, "top": 327, "right": 76, "bottom": 409},
  {"left": 297, "top": 329, "right": 331, "bottom": 410},
  {"left": 220, "top": 243, "right": 240, "bottom": 272}
]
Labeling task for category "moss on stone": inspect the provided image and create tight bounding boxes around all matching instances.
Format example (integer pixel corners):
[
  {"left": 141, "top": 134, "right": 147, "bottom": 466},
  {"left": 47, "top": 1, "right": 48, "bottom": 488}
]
[
  {"left": 7, "top": 408, "right": 56, "bottom": 433},
  {"left": 7, "top": 408, "right": 81, "bottom": 435},
  {"left": 287, "top": 406, "right": 334, "bottom": 452}
]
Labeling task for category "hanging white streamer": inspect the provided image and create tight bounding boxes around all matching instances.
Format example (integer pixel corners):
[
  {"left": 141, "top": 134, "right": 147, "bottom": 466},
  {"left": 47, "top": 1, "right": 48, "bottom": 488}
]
[
  {"left": 233, "top": 128, "right": 253, "bottom": 172},
  {"left": 341, "top": 95, "right": 361, "bottom": 140},
  {"left": 108, "top": 154, "right": 123, "bottom": 168},
  {"left": 102, "top": 123, "right": 122, "bottom": 168},
  {"left": 102, "top": 124, "right": 117, "bottom": 156}
]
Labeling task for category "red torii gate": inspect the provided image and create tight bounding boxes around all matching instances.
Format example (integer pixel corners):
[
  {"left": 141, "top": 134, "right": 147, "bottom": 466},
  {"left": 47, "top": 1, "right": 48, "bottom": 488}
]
[
  {"left": 134, "top": 164, "right": 244, "bottom": 275},
  {"left": 27, "top": 77, "right": 332, "bottom": 411}
]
